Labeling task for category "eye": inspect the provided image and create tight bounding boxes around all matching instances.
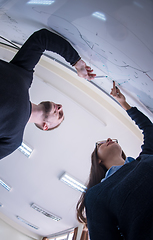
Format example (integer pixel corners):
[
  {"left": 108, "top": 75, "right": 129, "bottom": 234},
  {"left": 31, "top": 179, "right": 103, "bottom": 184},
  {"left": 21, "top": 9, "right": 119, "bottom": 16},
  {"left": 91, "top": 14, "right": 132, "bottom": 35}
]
[
  {"left": 96, "top": 141, "right": 105, "bottom": 148},
  {"left": 99, "top": 141, "right": 106, "bottom": 145}
]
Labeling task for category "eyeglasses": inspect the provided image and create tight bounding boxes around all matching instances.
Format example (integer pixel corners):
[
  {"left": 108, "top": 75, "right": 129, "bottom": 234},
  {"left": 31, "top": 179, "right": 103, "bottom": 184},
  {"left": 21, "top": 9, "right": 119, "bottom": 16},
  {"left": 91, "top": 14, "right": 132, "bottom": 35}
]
[{"left": 96, "top": 139, "right": 118, "bottom": 148}]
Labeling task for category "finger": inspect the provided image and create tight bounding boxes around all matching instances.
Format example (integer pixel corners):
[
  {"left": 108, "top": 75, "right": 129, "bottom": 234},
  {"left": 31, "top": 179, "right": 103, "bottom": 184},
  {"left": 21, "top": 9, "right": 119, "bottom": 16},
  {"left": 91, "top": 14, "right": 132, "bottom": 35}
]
[
  {"left": 86, "top": 74, "right": 96, "bottom": 81},
  {"left": 113, "top": 80, "right": 116, "bottom": 89},
  {"left": 116, "top": 86, "right": 121, "bottom": 95},
  {"left": 116, "top": 88, "right": 120, "bottom": 94},
  {"left": 111, "top": 82, "right": 116, "bottom": 95},
  {"left": 111, "top": 84, "right": 115, "bottom": 96},
  {"left": 85, "top": 66, "right": 92, "bottom": 70},
  {"left": 87, "top": 69, "right": 94, "bottom": 73},
  {"left": 88, "top": 72, "right": 96, "bottom": 76},
  {"left": 88, "top": 73, "right": 96, "bottom": 79}
]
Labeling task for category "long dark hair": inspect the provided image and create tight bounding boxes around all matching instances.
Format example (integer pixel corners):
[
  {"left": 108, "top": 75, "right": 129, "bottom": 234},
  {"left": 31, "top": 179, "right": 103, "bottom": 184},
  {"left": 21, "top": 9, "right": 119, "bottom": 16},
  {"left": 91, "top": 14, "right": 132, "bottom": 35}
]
[{"left": 76, "top": 146, "right": 126, "bottom": 225}]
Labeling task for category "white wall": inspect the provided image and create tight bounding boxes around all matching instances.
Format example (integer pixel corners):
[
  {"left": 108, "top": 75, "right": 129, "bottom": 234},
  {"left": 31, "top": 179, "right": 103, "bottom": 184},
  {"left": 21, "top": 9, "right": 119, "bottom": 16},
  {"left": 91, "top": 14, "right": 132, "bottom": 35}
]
[
  {"left": 0, "top": 218, "right": 36, "bottom": 240},
  {"left": 0, "top": 212, "right": 41, "bottom": 240}
]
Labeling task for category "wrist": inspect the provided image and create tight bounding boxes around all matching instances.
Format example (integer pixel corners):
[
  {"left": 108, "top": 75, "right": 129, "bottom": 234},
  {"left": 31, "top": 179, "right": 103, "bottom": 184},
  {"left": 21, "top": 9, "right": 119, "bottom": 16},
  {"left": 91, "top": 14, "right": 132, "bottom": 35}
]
[
  {"left": 120, "top": 101, "right": 131, "bottom": 111},
  {"left": 72, "top": 57, "right": 81, "bottom": 67}
]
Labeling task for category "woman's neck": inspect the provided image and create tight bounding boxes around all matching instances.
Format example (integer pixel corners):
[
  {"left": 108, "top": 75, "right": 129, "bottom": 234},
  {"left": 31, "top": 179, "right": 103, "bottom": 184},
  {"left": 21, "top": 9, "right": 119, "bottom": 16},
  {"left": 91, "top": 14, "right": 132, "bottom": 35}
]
[{"left": 105, "top": 156, "right": 125, "bottom": 170}]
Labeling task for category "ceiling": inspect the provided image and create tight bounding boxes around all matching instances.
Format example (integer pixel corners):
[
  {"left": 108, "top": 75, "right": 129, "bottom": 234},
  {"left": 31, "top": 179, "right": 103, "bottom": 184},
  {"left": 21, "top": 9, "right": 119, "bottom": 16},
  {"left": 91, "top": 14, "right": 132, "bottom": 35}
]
[{"left": 0, "top": 0, "right": 153, "bottom": 239}]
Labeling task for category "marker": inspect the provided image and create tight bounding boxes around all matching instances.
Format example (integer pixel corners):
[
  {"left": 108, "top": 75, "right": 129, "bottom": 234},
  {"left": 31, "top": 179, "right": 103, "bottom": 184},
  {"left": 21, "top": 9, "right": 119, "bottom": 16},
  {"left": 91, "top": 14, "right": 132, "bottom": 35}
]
[{"left": 95, "top": 76, "right": 108, "bottom": 79}]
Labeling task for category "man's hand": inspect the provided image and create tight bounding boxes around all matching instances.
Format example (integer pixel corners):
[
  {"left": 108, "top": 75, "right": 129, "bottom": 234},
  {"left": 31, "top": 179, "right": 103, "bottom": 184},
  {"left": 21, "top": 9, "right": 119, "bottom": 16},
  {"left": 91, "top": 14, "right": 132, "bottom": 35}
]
[
  {"left": 74, "top": 59, "right": 96, "bottom": 81},
  {"left": 110, "top": 81, "right": 131, "bottom": 110}
]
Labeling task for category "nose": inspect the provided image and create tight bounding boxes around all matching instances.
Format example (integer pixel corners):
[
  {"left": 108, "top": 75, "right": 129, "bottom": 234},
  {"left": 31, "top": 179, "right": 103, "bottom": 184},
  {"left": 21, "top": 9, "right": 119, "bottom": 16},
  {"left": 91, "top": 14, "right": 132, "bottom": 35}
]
[
  {"left": 57, "top": 104, "right": 62, "bottom": 111},
  {"left": 107, "top": 138, "right": 112, "bottom": 142},
  {"left": 54, "top": 104, "right": 62, "bottom": 113}
]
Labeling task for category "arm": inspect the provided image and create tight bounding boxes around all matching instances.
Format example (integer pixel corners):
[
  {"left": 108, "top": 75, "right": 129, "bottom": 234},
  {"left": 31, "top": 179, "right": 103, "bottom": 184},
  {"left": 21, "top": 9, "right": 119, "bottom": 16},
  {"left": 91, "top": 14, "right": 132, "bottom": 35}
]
[
  {"left": 10, "top": 29, "right": 96, "bottom": 80},
  {"left": 110, "top": 81, "right": 153, "bottom": 156},
  {"left": 0, "top": 137, "right": 21, "bottom": 160}
]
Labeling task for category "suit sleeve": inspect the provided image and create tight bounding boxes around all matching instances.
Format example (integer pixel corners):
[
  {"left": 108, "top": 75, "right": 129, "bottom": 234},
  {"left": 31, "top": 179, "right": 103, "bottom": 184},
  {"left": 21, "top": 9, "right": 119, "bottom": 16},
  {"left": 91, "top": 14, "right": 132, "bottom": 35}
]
[
  {"left": 127, "top": 107, "right": 153, "bottom": 156},
  {"left": 10, "top": 28, "right": 81, "bottom": 71}
]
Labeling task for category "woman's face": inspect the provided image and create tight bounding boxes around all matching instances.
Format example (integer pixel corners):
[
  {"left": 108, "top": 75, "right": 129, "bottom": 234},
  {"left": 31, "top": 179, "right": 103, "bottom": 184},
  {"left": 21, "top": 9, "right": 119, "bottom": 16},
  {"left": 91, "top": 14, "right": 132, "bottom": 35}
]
[{"left": 96, "top": 138, "right": 122, "bottom": 163}]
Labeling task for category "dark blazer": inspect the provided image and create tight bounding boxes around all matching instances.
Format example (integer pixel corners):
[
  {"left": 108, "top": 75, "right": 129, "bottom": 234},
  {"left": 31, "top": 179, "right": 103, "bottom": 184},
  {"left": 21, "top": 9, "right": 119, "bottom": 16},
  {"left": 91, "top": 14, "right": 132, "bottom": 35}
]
[{"left": 85, "top": 107, "right": 153, "bottom": 240}]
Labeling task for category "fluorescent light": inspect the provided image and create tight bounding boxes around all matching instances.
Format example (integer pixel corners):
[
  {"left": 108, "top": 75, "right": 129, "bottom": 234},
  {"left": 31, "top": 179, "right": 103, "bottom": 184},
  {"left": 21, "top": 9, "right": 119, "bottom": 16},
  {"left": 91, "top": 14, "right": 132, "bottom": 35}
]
[
  {"left": 60, "top": 173, "right": 87, "bottom": 193},
  {"left": 18, "top": 142, "right": 33, "bottom": 157},
  {"left": 16, "top": 216, "right": 39, "bottom": 230},
  {"left": 0, "top": 179, "right": 11, "bottom": 191},
  {"left": 27, "top": 0, "right": 54, "bottom": 5},
  {"left": 31, "top": 203, "right": 61, "bottom": 221},
  {"left": 92, "top": 12, "right": 106, "bottom": 21}
]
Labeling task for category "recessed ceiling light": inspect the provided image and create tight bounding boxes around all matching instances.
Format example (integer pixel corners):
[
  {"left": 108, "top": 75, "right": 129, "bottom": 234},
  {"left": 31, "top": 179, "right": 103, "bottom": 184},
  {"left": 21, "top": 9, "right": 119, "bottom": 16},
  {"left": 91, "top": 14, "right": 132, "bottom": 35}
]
[
  {"left": 92, "top": 12, "right": 106, "bottom": 21},
  {"left": 0, "top": 178, "right": 11, "bottom": 191},
  {"left": 60, "top": 172, "right": 87, "bottom": 193},
  {"left": 31, "top": 203, "right": 61, "bottom": 221},
  {"left": 18, "top": 142, "right": 33, "bottom": 158},
  {"left": 16, "top": 216, "right": 39, "bottom": 230},
  {"left": 27, "top": 0, "right": 54, "bottom": 5}
]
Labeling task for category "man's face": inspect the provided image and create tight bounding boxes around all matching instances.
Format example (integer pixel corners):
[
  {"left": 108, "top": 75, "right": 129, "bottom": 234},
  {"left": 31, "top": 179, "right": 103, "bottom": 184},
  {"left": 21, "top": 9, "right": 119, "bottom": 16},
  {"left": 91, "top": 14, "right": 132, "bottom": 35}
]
[{"left": 40, "top": 101, "right": 64, "bottom": 130}]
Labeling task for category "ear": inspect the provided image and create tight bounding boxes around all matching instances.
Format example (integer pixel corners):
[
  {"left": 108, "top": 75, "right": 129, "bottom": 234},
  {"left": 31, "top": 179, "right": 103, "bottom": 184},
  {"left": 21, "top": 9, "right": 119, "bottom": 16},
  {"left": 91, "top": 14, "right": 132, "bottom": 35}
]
[
  {"left": 98, "top": 159, "right": 102, "bottom": 165},
  {"left": 43, "top": 123, "right": 49, "bottom": 131}
]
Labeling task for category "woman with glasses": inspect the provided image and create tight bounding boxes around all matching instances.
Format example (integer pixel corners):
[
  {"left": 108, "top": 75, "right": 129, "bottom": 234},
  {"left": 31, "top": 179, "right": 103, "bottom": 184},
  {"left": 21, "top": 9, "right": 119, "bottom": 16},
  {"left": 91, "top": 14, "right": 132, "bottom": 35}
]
[{"left": 76, "top": 81, "right": 153, "bottom": 240}]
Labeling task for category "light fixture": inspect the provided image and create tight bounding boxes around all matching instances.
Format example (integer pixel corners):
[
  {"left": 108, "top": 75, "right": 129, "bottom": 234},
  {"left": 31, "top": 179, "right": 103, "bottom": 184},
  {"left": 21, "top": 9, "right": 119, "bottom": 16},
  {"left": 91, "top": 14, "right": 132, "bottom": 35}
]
[
  {"left": 18, "top": 142, "right": 33, "bottom": 157},
  {"left": 27, "top": 0, "right": 54, "bottom": 5},
  {"left": 16, "top": 216, "right": 39, "bottom": 230},
  {"left": 92, "top": 12, "right": 106, "bottom": 21},
  {"left": 31, "top": 203, "right": 61, "bottom": 221},
  {"left": 0, "top": 178, "right": 11, "bottom": 191},
  {"left": 60, "top": 172, "right": 87, "bottom": 193}
]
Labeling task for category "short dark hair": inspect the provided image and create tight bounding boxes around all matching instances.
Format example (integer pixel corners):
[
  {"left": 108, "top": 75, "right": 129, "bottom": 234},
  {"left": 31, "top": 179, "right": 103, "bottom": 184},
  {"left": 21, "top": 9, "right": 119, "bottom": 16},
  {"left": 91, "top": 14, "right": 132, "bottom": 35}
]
[{"left": 34, "top": 101, "right": 64, "bottom": 130}]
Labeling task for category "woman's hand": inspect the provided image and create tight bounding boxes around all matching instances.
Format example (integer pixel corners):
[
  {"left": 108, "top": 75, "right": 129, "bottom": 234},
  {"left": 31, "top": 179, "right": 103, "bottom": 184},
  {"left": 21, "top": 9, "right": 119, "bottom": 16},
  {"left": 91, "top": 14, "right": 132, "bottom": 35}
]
[
  {"left": 74, "top": 59, "right": 96, "bottom": 81},
  {"left": 110, "top": 81, "right": 131, "bottom": 110},
  {"left": 110, "top": 81, "right": 126, "bottom": 104}
]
